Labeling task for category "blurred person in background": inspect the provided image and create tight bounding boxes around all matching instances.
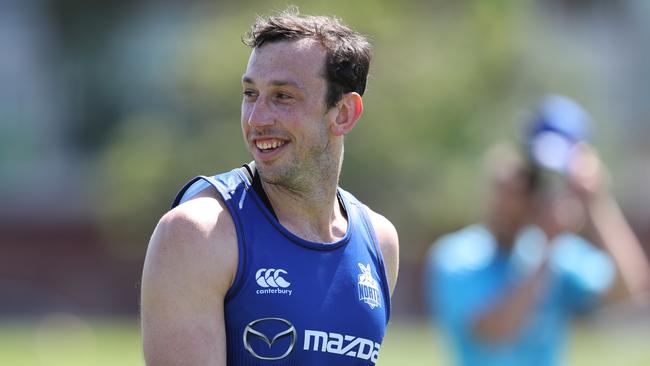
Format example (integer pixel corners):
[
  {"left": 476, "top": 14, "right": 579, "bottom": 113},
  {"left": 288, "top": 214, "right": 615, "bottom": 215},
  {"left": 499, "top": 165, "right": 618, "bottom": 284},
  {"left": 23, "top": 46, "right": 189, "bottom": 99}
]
[
  {"left": 425, "top": 96, "right": 650, "bottom": 366},
  {"left": 140, "top": 8, "right": 398, "bottom": 366}
]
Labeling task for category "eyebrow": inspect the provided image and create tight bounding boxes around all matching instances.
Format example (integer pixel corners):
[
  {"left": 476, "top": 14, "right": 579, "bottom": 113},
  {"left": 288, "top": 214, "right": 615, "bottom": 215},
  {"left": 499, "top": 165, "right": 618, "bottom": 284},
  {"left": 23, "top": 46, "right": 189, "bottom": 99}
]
[{"left": 242, "top": 76, "right": 302, "bottom": 90}]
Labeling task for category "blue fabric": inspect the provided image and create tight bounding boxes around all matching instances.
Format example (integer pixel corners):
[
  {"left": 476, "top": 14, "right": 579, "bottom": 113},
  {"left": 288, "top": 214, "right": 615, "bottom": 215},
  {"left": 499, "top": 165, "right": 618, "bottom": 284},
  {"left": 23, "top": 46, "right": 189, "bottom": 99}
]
[
  {"left": 426, "top": 225, "right": 614, "bottom": 366},
  {"left": 172, "top": 167, "right": 391, "bottom": 365}
]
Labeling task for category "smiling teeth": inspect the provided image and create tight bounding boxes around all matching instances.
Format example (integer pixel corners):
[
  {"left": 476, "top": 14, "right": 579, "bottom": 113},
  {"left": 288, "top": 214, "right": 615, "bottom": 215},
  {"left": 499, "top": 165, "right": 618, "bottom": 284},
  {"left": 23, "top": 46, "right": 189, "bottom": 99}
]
[{"left": 256, "top": 140, "right": 285, "bottom": 150}]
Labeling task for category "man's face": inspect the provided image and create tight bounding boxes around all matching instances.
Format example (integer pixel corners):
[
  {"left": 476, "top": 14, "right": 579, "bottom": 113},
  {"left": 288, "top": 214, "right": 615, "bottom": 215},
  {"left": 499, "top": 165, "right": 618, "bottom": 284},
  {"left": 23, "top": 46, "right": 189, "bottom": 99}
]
[
  {"left": 486, "top": 172, "right": 532, "bottom": 245},
  {"left": 241, "top": 39, "right": 337, "bottom": 188},
  {"left": 533, "top": 188, "right": 584, "bottom": 238}
]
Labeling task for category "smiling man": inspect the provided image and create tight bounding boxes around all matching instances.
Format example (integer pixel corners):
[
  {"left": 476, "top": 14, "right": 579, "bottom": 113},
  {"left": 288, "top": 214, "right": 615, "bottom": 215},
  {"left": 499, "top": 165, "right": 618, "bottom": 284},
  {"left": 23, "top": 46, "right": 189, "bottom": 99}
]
[{"left": 140, "top": 8, "right": 399, "bottom": 366}]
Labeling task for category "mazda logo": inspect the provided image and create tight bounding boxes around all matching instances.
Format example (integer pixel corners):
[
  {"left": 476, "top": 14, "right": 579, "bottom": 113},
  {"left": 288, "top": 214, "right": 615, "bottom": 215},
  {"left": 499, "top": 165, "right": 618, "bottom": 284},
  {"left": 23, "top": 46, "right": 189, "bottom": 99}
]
[{"left": 243, "top": 317, "right": 297, "bottom": 360}]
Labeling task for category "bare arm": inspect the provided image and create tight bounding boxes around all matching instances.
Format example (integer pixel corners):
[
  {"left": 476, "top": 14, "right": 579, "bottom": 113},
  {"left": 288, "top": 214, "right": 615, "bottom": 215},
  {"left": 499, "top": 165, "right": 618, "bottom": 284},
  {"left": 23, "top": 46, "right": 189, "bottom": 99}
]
[
  {"left": 367, "top": 210, "right": 399, "bottom": 296},
  {"left": 141, "top": 192, "right": 238, "bottom": 365},
  {"left": 472, "top": 262, "right": 548, "bottom": 342},
  {"left": 569, "top": 144, "right": 650, "bottom": 301}
]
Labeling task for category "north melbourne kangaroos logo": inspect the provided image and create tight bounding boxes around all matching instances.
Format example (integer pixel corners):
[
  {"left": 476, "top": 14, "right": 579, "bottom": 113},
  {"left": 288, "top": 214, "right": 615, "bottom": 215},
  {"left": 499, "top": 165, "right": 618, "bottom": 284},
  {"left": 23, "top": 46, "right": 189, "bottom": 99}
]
[
  {"left": 357, "top": 263, "right": 381, "bottom": 309},
  {"left": 255, "top": 268, "right": 292, "bottom": 296}
]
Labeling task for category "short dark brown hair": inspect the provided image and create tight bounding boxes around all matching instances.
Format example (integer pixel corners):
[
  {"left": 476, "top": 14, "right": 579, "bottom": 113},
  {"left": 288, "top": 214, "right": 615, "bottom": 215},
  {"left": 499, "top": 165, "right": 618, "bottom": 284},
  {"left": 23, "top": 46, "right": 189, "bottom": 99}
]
[
  {"left": 485, "top": 142, "right": 540, "bottom": 196},
  {"left": 242, "top": 7, "right": 372, "bottom": 109}
]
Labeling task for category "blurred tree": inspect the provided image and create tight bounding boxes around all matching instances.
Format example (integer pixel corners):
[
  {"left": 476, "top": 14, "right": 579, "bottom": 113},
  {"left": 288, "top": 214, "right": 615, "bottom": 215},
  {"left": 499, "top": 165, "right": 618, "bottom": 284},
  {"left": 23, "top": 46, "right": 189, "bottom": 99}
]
[
  {"left": 93, "top": 0, "right": 635, "bottom": 266},
  {"left": 92, "top": 0, "right": 534, "bottom": 263}
]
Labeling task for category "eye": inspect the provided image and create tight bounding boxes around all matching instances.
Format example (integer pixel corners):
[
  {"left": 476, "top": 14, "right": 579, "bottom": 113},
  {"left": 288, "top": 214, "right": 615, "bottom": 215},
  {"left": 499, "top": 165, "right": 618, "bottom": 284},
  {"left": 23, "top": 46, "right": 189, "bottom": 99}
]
[
  {"left": 275, "top": 92, "right": 293, "bottom": 100},
  {"left": 243, "top": 89, "right": 257, "bottom": 99}
]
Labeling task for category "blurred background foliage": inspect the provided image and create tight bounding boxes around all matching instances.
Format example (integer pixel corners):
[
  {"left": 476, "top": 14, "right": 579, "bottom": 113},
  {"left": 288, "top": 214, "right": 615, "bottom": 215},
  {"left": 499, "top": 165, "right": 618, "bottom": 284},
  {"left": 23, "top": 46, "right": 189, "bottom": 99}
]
[
  {"left": 91, "top": 0, "right": 547, "bottom": 259},
  {"left": 2, "top": 0, "right": 650, "bottom": 328},
  {"left": 79, "top": 0, "right": 650, "bottom": 266}
]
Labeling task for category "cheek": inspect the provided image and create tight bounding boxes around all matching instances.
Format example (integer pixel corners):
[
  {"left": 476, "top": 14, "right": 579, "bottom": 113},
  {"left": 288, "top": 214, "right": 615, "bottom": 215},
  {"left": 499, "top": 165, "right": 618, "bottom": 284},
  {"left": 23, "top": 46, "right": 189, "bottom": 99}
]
[
  {"left": 241, "top": 104, "right": 250, "bottom": 124},
  {"left": 304, "top": 117, "right": 330, "bottom": 145},
  {"left": 241, "top": 106, "right": 255, "bottom": 135},
  {"left": 499, "top": 198, "right": 526, "bottom": 219}
]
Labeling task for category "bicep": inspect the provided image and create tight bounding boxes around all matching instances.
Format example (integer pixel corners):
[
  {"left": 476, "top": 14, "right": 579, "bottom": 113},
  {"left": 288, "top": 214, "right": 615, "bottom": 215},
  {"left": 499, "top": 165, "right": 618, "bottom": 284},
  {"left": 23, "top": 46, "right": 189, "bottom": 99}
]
[
  {"left": 141, "top": 207, "right": 235, "bottom": 365},
  {"left": 141, "top": 279, "right": 226, "bottom": 365}
]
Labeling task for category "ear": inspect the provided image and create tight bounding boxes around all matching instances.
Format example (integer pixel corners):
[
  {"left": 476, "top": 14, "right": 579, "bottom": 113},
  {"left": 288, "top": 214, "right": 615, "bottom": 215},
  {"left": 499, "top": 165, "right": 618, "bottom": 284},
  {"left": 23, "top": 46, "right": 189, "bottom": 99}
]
[{"left": 330, "top": 92, "right": 363, "bottom": 136}]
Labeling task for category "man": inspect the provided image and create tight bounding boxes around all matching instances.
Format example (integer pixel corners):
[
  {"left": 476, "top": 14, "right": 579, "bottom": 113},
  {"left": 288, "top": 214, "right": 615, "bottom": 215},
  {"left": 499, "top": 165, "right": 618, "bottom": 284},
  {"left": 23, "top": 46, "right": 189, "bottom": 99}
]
[
  {"left": 141, "top": 9, "right": 399, "bottom": 366},
  {"left": 426, "top": 141, "right": 650, "bottom": 366}
]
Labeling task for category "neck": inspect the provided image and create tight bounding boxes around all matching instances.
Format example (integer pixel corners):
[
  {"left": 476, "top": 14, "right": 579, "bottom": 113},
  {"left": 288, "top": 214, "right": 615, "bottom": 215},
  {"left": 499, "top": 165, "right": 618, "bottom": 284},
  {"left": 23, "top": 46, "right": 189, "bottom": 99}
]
[
  {"left": 260, "top": 147, "right": 347, "bottom": 243},
  {"left": 486, "top": 221, "right": 517, "bottom": 253},
  {"left": 262, "top": 177, "right": 346, "bottom": 243}
]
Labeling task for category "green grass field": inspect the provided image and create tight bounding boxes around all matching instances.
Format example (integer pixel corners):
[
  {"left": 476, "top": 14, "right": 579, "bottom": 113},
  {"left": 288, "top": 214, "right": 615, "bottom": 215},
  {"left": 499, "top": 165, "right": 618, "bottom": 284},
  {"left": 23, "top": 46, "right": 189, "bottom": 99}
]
[
  {"left": 1, "top": 315, "right": 649, "bottom": 365},
  {"left": 380, "top": 320, "right": 650, "bottom": 366}
]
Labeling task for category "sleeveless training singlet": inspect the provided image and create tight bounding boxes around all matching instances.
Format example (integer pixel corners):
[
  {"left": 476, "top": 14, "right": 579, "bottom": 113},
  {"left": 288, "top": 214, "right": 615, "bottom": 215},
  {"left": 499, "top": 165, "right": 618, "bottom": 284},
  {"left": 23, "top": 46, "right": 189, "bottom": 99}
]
[{"left": 172, "top": 165, "right": 391, "bottom": 365}]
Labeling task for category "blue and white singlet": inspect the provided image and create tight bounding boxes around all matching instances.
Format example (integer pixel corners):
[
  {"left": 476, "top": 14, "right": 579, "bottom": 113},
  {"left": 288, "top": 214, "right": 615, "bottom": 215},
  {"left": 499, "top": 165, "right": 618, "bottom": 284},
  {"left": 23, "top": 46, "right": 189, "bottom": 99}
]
[{"left": 172, "top": 165, "right": 391, "bottom": 365}]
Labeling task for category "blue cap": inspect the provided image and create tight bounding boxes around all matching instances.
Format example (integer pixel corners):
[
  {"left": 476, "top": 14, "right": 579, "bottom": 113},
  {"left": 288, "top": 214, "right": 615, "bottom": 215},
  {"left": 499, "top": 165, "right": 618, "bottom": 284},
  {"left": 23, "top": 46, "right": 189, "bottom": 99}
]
[{"left": 527, "top": 95, "right": 592, "bottom": 172}]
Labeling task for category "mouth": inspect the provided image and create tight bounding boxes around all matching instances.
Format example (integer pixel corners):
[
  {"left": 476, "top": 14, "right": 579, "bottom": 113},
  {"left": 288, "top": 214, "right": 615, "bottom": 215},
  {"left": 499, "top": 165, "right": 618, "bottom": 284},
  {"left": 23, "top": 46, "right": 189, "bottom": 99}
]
[{"left": 252, "top": 137, "right": 289, "bottom": 157}]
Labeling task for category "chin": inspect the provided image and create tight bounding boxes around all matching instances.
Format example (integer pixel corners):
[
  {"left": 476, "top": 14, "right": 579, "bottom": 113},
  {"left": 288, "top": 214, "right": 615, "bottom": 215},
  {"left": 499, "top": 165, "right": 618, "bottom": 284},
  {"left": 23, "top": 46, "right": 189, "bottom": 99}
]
[{"left": 256, "top": 162, "right": 295, "bottom": 186}]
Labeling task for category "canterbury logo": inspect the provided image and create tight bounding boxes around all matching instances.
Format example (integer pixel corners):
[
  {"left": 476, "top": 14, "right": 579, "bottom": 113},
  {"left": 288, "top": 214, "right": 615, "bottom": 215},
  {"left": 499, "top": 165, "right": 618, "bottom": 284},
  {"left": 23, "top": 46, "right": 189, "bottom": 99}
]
[{"left": 255, "top": 268, "right": 291, "bottom": 293}]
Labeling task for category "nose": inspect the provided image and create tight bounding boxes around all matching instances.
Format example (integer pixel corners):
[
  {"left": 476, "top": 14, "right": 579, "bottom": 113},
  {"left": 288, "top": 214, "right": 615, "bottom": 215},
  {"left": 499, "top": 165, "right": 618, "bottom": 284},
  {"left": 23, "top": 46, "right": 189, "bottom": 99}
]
[{"left": 246, "top": 98, "right": 274, "bottom": 128}]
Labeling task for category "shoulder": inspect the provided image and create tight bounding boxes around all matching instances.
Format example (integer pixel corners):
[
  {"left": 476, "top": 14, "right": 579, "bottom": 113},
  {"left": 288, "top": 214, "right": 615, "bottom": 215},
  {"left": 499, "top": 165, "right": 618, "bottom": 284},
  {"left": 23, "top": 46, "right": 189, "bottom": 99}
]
[
  {"left": 433, "top": 225, "right": 492, "bottom": 256},
  {"left": 548, "top": 233, "right": 616, "bottom": 306},
  {"left": 364, "top": 207, "right": 399, "bottom": 295},
  {"left": 339, "top": 189, "right": 399, "bottom": 266},
  {"left": 365, "top": 209, "right": 399, "bottom": 257},
  {"left": 144, "top": 188, "right": 238, "bottom": 295},
  {"left": 551, "top": 233, "right": 614, "bottom": 276},
  {"left": 159, "top": 187, "right": 236, "bottom": 252},
  {"left": 430, "top": 225, "right": 497, "bottom": 274}
]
